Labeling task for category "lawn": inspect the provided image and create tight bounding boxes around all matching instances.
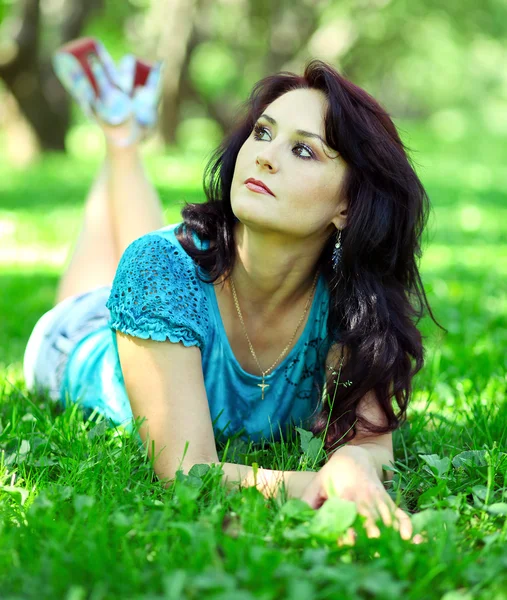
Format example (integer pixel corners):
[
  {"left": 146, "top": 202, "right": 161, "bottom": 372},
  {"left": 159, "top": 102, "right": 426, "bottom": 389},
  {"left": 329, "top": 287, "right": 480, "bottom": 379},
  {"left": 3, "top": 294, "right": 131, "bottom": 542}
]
[{"left": 0, "top": 121, "right": 506, "bottom": 600}]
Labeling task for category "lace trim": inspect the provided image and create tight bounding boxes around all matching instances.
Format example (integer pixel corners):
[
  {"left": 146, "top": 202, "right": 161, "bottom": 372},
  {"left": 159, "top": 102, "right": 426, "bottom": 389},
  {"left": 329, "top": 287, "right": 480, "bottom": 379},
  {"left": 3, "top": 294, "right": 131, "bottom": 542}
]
[{"left": 105, "top": 233, "right": 209, "bottom": 348}]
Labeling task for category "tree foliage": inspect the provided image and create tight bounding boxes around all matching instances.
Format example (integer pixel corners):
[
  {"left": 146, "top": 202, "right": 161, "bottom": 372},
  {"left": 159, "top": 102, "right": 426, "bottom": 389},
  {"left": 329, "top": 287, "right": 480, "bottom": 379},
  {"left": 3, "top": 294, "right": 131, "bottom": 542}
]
[{"left": 1, "top": 0, "right": 506, "bottom": 154}]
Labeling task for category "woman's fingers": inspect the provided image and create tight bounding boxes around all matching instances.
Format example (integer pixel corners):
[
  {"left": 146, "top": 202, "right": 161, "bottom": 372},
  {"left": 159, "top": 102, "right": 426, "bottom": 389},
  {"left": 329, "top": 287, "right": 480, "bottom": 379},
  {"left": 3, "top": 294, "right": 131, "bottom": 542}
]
[
  {"left": 337, "top": 527, "right": 356, "bottom": 547},
  {"left": 333, "top": 499, "right": 424, "bottom": 546},
  {"left": 363, "top": 517, "right": 381, "bottom": 539},
  {"left": 373, "top": 500, "right": 412, "bottom": 536},
  {"left": 370, "top": 496, "right": 396, "bottom": 527},
  {"left": 356, "top": 496, "right": 419, "bottom": 542},
  {"left": 300, "top": 479, "right": 326, "bottom": 510},
  {"left": 380, "top": 504, "right": 423, "bottom": 545},
  {"left": 394, "top": 507, "right": 414, "bottom": 540}
]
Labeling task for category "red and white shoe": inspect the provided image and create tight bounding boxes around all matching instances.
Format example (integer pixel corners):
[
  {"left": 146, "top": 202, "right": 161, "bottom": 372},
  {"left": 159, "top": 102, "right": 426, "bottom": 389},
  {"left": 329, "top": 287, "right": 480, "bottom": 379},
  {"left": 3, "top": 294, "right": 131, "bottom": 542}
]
[
  {"left": 52, "top": 37, "right": 164, "bottom": 146},
  {"left": 116, "top": 54, "right": 164, "bottom": 130}
]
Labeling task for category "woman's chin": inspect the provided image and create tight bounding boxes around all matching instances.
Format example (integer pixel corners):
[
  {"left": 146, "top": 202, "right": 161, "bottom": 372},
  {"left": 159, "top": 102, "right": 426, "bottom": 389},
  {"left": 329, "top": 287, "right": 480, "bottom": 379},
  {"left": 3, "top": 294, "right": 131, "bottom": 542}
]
[{"left": 231, "top": 201, "right": 267, "bottom": 225}]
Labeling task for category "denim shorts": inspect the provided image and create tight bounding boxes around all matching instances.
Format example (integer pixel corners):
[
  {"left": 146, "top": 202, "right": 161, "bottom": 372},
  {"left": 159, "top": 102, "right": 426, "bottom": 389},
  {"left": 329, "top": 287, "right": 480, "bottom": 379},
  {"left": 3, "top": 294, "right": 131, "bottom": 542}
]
[{"left": 23, "top": 285, "right": 112, "bottom": 403}]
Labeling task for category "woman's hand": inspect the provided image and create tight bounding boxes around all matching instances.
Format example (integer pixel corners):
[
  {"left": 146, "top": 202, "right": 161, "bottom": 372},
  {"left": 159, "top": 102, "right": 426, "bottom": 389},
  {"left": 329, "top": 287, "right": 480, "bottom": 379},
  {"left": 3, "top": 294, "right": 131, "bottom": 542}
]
[{"left": 300, "top": 450, "right": 421, "bottom": 544}]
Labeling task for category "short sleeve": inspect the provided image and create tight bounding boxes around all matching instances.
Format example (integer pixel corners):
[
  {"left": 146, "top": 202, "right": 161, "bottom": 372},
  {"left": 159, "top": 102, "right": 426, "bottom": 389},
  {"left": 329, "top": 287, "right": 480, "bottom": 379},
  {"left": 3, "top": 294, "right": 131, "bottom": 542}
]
[{"left": 105, "top": 233, "right": 210, "bottom": 349}]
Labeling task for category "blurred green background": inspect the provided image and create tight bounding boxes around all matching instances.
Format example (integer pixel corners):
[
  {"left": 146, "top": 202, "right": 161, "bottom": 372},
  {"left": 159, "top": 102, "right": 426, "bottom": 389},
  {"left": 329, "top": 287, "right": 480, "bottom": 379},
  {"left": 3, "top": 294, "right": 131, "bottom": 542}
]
[
  {"left": 2, "top": 0, "right": 507, "bottom": 159},
  {"left": 1, "top": 0, "right": 506, "bottom": 404}
]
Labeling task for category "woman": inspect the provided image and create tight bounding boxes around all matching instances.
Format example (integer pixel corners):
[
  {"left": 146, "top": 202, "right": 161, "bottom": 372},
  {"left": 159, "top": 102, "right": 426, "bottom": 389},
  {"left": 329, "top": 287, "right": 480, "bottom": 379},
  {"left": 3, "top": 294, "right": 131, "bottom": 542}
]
[{"left": 23, "top": 40, "right": 441, "bottom": 544}]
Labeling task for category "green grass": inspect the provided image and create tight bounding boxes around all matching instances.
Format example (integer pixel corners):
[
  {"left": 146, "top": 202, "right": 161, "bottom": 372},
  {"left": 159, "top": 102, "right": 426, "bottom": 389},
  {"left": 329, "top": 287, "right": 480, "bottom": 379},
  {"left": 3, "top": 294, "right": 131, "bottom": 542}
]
[{"left": 0, "top": 122, "right": 506, "bottom": 599}]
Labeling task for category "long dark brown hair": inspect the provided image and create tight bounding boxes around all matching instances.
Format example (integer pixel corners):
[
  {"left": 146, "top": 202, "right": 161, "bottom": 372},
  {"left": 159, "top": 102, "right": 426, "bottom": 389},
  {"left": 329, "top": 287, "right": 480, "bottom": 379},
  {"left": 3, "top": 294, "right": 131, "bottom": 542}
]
[{"left": 175, "top": 59, "right": 445, "bottom": 452}]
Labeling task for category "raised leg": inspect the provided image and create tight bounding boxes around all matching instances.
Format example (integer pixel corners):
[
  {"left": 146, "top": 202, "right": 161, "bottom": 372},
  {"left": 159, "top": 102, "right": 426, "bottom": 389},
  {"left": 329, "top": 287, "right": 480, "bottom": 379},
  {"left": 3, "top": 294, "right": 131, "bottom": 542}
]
[
  {"left": 55, "top": 159, "right": 118, "bottom": 305},
  {"left": 52, "top": 45, "right": 166, "bottom": 307},
  {"left": 55, "top": 118, "right": 166, "bottom": 306},
  {"left": 105, "top": 135, "right": 166, "bottom": 258}
]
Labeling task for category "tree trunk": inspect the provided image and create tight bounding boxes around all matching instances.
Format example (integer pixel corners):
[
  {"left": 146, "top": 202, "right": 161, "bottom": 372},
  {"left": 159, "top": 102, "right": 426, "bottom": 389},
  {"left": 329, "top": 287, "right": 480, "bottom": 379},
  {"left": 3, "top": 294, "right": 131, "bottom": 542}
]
[
  {"left": 0, "top": 87, "right": 40, "bottom": 166},
  {"left": 1, "top": 60, "right": 70, "bottom": 151},
  {"left": 0, "top": 0, "right": 103, "bottom": 153},
  {"left": 144, "top": 0, "right": 202, "bottom": 145}
]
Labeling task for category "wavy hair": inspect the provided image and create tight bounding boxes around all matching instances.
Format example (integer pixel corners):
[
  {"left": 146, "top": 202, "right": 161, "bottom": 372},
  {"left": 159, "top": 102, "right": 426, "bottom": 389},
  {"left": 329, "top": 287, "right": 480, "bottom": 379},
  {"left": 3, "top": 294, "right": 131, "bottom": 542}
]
[{"left": 175, "top": 59, "right": 445, "bottom": 453}]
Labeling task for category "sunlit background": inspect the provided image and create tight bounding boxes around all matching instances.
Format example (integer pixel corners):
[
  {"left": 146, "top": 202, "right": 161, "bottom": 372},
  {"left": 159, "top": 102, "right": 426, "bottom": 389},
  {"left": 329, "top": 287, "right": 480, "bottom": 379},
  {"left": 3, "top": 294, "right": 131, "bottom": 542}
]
[{"left": 1, "top": 0, "right": 506, "bottom": 408}]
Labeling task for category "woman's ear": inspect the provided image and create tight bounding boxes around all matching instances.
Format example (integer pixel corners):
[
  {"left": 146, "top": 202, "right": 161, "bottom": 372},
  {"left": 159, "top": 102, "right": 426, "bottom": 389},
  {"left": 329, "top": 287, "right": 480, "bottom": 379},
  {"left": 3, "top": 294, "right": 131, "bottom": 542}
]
[{"left": 332, "top": 201, "right": 348, "bottom": 229}]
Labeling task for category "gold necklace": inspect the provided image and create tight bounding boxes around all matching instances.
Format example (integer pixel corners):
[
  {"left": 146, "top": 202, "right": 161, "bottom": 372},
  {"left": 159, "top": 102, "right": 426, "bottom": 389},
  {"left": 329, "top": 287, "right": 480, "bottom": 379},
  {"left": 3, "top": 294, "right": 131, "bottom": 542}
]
[{"left": 229, "top": 269, "right": 320, "bottom": 400}]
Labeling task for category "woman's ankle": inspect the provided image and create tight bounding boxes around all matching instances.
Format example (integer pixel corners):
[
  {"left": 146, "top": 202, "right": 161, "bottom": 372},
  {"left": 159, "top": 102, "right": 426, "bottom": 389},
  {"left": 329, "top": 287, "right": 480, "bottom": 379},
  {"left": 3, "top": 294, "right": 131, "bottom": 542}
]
[
  {"left": 105, "top": 141, "right": 141, "bottom": 162},
  {"left": 96, "top": 113, "right": 143, "bottom": 150}
]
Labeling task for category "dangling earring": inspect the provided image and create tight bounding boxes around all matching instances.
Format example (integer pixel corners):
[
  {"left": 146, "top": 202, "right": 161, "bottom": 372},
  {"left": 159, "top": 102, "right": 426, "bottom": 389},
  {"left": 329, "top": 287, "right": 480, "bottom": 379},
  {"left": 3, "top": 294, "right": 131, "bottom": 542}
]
[{"left": 332, "top": 228, "right": 342, "bottom": 270}]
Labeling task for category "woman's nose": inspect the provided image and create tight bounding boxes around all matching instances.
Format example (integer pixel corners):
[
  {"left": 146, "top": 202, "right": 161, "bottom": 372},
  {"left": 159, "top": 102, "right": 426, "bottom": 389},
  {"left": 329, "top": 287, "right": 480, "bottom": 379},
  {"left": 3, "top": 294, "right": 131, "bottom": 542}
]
[{"left": 256, "top": 153, "right": 276, "bottom": 171}]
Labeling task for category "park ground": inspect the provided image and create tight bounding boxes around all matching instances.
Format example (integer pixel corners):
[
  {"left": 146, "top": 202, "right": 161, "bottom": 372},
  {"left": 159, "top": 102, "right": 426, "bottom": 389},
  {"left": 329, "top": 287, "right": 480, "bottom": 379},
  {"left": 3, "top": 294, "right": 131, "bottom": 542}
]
[{"left": 0, "top": 122, "right": 506, "bottom": 599}]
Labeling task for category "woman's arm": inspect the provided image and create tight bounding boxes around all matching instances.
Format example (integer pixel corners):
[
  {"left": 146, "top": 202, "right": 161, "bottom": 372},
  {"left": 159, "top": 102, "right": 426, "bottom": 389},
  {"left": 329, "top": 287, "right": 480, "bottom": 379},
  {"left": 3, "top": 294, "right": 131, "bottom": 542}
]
[
  {"left": 116, "top": 327, "right": 390, "bottom": 503},
  {"left": 116, "top": 331, "right": 221, "bottom": 481},
  {"left": 205, "top": 400, "right": 392, "bottom": 502},
  {"left": 328, "top": 440, "right": 394, "bottom": 482},
  {"left": 207, "top": 368, "right": 393, "bottom": 501},
  {"left": 328, "top": 388, "right": 395, "bottom": 483},
  {"left": 208, "top": 462, "right": 318, "bottom": 501},
  {"left": 324, "top": 342, "right": 395, "bottom": 482},
  {"left": 296, "top": 385, "right": 416, "bottom": 541},
  {"left": 116, "top": 331, "right": 318, "bottom": 500}
]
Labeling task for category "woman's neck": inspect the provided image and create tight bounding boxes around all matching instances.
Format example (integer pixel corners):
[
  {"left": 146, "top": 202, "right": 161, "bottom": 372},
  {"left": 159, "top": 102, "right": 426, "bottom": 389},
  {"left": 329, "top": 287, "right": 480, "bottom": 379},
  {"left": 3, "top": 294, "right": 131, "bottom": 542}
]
[{"left": 226, "top": 221, "right": 323, "bottom": 322}]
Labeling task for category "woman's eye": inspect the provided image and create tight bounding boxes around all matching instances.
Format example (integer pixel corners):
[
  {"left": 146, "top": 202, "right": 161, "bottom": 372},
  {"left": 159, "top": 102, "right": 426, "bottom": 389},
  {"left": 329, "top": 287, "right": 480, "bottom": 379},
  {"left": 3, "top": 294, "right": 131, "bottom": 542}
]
[
  {"left": 253, "top": 124, "right": 269, "bottom": 141},
  {"left": 293, "top": 143, "right": 313, "bottom": 160},
  {"left": 252, "top": 124, "right": 315, "bottom": 160}
]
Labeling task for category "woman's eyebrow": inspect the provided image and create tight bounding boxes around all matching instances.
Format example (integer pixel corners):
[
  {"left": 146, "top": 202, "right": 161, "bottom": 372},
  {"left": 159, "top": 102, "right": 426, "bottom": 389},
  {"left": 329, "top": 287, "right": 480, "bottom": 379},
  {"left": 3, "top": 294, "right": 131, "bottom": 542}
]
[{"left": 259, "top": 113, "right": 330, "bottom": 149}]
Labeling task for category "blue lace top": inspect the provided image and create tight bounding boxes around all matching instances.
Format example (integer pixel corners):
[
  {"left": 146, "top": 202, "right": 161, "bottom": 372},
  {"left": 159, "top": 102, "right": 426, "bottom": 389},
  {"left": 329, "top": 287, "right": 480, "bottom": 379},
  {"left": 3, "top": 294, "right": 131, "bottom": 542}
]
[{"left": 61, "top": 223, "right": 335, "bottom": 444}]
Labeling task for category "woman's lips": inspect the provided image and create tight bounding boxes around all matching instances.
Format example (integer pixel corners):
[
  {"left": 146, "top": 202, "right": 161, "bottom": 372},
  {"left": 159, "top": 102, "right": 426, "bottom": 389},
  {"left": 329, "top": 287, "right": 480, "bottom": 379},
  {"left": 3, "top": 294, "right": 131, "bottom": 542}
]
[{"left": 245, "top": 182, "right": 274, "bottom": 196}]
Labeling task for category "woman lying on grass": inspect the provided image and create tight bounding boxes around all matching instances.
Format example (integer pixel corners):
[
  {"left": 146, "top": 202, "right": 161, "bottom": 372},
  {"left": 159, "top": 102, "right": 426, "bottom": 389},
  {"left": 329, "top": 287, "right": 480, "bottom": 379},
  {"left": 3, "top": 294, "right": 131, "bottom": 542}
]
[{"left": 24, "top": 38, "right": 442, "bottom": 545}]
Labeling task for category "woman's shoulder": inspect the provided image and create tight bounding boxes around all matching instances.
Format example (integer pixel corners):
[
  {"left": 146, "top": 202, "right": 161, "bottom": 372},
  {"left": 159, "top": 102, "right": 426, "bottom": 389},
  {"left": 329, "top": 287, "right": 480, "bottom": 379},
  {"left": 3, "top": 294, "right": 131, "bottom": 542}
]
[
  {"left": 115, "top": 222, "right": 208, "bottom": 271},
  {"left": 106, "top": 232, "right": 210, "bottom": 348},
  {"left": 127, "top": 222, "right": 194, "bottom": 252},
  {"left": 150, "top": 222, "right": 212, "bottom": 253},
  {"left": 105, "top": 223, "right": 212, "bottom": 346},
  {"left": 109, "top": 223, "right": 209, "bottom": 297}
]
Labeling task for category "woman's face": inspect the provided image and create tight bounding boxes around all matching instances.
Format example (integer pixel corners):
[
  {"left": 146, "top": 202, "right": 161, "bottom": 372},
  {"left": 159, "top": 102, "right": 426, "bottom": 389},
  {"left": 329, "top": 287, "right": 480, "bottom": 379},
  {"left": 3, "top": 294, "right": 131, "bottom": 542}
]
[{"left": 230, "top": 87, "right": 347, "bottom": 238}]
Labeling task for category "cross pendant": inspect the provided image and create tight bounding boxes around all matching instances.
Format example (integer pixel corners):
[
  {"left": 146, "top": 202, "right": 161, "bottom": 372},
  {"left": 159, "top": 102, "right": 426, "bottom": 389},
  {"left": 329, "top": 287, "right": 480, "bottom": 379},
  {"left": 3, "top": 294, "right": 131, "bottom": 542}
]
[{"left": 258, "top": 381, "right": 270, "bottom": 400}]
